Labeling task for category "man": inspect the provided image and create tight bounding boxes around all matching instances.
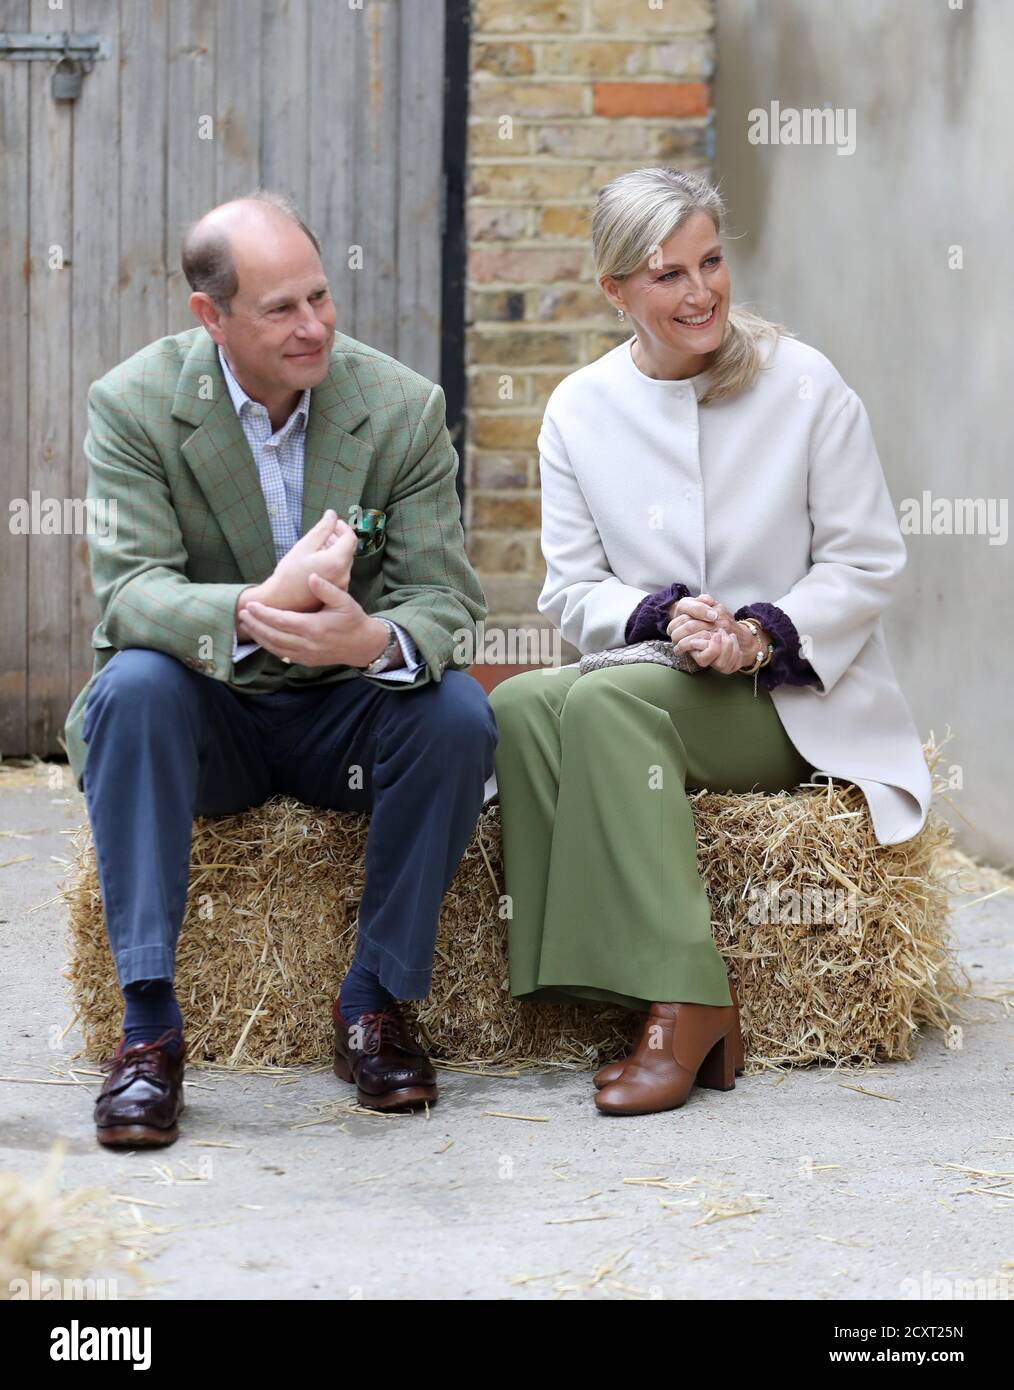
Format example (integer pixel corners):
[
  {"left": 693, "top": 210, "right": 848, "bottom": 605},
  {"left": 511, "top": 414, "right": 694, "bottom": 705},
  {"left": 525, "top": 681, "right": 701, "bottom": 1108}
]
[{"left": 64, "top": 191, "right": 498, "bottom": 1146}]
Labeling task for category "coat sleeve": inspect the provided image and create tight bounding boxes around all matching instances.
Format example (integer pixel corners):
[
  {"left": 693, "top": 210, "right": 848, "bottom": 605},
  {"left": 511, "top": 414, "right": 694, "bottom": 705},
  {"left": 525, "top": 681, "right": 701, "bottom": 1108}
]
[
  {"left": 536, "top": 404, "right": 653, "bottom": 653},
  {"left": 771, "top": 387, "right": 907, "bottom": 698},
  {"left": 626, "top": 582, "right": 693, "bottom": 644},
  {"left": 364, "top": 382, "right": 487, "bottom": 685}
]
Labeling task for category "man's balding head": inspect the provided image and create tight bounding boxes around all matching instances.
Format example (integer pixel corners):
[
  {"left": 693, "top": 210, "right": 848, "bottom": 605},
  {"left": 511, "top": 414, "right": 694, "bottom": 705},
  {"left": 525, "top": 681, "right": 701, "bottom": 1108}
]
[
  {"left": 181, "top": 191, "right": 321, "bottom": 313},
  {"left": 183, "top": 190, "right": 336, "bottom": 425}
]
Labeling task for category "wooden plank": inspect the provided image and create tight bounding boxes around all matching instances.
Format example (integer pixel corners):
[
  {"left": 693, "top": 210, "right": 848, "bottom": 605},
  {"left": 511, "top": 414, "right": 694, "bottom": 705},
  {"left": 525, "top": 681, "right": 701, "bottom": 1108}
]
[
  {"left": 396, "top": 0, "right": 445, "bottom": 381},
  {"left": 119, "top": 0, "right": 169, "bottom": 353},
  {"left": 0, "top": 0, "right": 30, "bottom": 754},
  {"left": 260, "top": 0, "right": 309, "bottom": 214},
  {"left": 26, "top": 0, "right": 74, "bottom": 752},
  {"left": 166, "top": 0, "right": 216, "bottom": 331},
  {"left": 307, "top": 0, "right": 359, "bottom": 332},
  {"left": 353, "top": 0, "right": 400, "bottom": 357},
  {"left": 5, "top": 0, "right": 448, "bottom": 754},
  {"left": 214, "top": 0, "right": 261, "bottom": 201},
  {"left": 69, "top": 0, "right": 121, "bottom": 714}
]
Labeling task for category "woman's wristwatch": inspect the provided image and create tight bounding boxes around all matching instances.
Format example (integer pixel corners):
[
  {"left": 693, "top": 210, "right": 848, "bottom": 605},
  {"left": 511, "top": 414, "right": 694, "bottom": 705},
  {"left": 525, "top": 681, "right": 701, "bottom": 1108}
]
[
  {"left": 362, "top": 619, "right": 399, "bottom": 675},
  {"left": 737, "top": 617, "right": 773, "bottom": 676}
]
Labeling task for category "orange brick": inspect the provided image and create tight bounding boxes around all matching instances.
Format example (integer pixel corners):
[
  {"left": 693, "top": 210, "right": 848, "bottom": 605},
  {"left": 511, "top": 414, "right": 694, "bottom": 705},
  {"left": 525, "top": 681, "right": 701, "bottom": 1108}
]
[{"left": 592, "top": 82, "right": 709, "bottom": 118}]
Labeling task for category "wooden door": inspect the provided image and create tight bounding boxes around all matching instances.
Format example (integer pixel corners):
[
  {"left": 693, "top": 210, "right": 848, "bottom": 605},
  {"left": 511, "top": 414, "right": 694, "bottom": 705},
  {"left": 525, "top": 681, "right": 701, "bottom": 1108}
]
[{"left": 0, "top": 0, "right": 447, "bottom": 755}]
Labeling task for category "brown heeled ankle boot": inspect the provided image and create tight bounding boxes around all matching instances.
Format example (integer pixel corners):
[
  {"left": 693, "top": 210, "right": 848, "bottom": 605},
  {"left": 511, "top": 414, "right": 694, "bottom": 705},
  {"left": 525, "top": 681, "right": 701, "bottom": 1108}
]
[
  {"left": 594, "top": 980, "right": 744, "bottom": 1117},
  {"left": 594, "top": 981, "right": 742, "bottom": 1092},
  {"left": 593, "top": 1060, "right": 626, "bottom": 1088}
]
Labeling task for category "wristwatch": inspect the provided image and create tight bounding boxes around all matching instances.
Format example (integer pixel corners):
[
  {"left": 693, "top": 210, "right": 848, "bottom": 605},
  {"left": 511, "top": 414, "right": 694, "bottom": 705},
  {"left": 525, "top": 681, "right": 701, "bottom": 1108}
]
[{"left": 362, "top": 619, "right": 399, "bottom": 675}]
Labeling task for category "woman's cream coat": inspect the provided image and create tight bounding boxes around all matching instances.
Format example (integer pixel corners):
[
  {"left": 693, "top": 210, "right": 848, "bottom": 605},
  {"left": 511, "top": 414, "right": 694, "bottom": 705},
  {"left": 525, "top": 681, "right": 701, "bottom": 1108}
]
[{"left": 535, "top": 332, "right": 931, "bottom": 846}]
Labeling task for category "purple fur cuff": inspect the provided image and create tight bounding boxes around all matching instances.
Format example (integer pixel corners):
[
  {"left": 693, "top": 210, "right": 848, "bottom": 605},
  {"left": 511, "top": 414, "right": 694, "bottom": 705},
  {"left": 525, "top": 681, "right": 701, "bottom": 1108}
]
[
  {"left": 625, "top": 582, "right": 692, "bottom": 645},
  {"left": 735, "top": 602, "right": 819, "bottom": 691}
]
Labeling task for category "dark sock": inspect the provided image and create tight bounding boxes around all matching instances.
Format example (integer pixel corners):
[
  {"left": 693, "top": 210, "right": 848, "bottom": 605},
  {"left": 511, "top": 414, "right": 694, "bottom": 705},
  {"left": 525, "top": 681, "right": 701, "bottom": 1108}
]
[
  {"left": 338, "top": 959, "right": 394, "bottom": 1025},
  {"left": 122, "top": 979, "right": 184, "bottom": 1055}
]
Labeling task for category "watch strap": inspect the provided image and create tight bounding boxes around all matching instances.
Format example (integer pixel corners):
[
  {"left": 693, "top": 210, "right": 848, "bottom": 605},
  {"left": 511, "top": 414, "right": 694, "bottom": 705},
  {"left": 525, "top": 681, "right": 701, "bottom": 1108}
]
[{"left": 363, "top": 619, "right": 398, "bottom": 675}]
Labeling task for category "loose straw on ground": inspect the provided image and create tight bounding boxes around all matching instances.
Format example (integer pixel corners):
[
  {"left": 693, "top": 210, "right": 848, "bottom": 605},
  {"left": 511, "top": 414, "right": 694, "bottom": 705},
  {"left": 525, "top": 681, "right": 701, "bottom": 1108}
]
[{"left": 0, "top": 1142, "right": 151, "bottom": 1298}]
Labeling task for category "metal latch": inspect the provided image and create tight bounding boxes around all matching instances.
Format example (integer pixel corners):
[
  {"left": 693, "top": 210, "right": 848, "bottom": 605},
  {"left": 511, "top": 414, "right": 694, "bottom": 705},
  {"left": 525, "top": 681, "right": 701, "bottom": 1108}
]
[{"left": 0, "top": 31, "right": 110, "bottom": 101}]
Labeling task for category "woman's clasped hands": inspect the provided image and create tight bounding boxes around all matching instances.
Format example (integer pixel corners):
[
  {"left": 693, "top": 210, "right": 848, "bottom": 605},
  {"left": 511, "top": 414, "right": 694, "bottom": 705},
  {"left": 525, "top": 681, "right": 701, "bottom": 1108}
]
[{"left": 666, "top": 593, "right": 763, "bottom": 676}]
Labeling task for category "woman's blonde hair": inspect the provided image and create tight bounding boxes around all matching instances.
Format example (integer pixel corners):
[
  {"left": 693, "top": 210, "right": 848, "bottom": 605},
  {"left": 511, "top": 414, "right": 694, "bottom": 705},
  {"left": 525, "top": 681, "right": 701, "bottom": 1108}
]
[{"left": 591, "top": 167, "right": 794, "bottom": 406}]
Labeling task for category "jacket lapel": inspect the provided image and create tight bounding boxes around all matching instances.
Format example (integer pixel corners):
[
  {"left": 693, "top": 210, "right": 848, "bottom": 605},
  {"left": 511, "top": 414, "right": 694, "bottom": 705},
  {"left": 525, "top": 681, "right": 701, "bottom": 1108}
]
[
  {"left": 175, "top": 333, "right": 277, "bottom": 583},
  {"left": 173, "top": 330, "right": 375, "bottom": 583},
  {"left": 299, "top": 352, "right": 375, "bottom": 537}
]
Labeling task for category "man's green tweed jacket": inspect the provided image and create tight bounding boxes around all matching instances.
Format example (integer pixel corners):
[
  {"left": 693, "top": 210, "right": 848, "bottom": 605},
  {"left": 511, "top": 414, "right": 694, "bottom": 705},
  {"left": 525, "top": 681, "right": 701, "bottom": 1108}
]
[{"left": 63, "top": 326, "right": 487, "bottom": 789}]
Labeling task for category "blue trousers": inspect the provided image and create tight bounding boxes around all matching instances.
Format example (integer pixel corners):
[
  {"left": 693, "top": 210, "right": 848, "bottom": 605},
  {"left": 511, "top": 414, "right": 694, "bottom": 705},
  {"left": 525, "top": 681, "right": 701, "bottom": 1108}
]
[{"left": 81, "top": 649, "right": 498, "bottom": 999}]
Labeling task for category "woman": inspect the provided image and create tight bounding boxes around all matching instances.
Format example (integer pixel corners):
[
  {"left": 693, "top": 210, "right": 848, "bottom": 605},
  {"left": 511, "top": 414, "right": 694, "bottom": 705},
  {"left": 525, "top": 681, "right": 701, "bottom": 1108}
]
[{"left": 489, "top": 167, "right": 931, "bottom": 1119}]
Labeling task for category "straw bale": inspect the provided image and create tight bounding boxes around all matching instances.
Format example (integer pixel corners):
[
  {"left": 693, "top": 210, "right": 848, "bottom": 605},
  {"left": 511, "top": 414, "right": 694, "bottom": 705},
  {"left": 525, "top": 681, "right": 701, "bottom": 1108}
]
[{"left": 64, "top": 743, "right": 965, "bottom": 1071}]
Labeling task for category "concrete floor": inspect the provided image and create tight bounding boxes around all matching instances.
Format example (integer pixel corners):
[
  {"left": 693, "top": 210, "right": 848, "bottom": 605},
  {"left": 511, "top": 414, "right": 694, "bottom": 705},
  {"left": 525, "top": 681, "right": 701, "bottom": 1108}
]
[{"left": 1, "top": 764, "right": 1011, "bottom": 1301}]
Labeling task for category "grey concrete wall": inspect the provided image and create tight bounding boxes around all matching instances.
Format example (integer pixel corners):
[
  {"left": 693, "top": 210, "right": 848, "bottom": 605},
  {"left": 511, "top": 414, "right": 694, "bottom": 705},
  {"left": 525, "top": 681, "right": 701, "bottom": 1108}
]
[{"left": 712, "top": 0, "right": 1012, "bottom": 864}]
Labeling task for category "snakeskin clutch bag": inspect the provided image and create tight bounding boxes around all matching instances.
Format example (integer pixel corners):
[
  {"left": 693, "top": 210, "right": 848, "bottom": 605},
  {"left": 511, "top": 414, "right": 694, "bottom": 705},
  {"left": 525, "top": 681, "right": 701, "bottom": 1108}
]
[{"left": 578, "top": 639, "right": 701, "bottom": 676}]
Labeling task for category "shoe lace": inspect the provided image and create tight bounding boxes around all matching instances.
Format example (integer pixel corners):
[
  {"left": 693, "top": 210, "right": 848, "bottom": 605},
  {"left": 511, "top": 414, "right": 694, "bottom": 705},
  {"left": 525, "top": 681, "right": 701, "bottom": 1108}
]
[
  {"left": 354, "top": 1008, "right": 406, "bottom": 1056},
  {"left": 111, "top": 1030, "right": 181, "bottom": 1079}
]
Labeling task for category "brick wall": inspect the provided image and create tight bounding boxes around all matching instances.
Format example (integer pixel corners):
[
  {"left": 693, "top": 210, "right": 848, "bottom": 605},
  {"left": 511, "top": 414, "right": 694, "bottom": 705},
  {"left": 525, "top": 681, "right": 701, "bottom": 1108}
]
[{"left": 464, "top": 0, "right": 716, "bottom": 649}]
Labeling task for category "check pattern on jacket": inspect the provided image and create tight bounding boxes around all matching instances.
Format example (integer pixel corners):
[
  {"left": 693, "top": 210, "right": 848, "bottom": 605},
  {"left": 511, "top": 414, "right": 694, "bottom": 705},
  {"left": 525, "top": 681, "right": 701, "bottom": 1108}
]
[{"left": 64, "top": 327, "right": 486, "bottom": 788}]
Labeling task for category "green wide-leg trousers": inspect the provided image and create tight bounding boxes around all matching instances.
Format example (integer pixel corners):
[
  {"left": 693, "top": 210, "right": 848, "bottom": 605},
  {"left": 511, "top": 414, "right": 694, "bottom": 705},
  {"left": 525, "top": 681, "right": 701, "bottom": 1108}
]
[{"left": 489, "top": 663, "right": 814, "bottom": 1014}]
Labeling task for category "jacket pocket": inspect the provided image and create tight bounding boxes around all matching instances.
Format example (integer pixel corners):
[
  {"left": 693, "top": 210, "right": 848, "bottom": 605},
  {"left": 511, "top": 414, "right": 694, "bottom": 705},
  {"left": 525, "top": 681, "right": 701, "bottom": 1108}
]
[{"left": 350, "top": 536, "right": 386, "bottom": 580}]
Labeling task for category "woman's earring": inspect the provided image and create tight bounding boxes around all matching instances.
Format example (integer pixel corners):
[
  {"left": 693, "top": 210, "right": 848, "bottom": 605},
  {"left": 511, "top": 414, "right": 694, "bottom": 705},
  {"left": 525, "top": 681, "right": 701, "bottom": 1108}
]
[{"left": 616, "top": 308, "right": 625, "bottom": 320}]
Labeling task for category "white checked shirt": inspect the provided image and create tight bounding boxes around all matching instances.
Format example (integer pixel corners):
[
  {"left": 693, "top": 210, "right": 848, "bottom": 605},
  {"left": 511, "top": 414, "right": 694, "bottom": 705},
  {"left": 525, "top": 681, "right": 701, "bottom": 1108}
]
[{"left": 220, "top": 347, "right": 422, "bottom": 681}]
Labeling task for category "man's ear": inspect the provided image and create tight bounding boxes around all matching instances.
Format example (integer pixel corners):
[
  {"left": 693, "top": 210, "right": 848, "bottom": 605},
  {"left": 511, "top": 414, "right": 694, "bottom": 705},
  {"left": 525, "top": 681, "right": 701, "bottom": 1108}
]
[{"left": 189, "top": 291, "right": 225, "bottom": 342}]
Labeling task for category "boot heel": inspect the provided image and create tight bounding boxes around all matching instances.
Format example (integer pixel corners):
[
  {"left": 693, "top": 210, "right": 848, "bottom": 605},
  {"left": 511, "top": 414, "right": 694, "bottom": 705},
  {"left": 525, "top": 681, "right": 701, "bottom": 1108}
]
[
  {"left": 333, "top": 1050, "right": 354, "bottom": 1084},
  {"left": 695, "top": 1028, "right": 738, "bottom": 1091}
]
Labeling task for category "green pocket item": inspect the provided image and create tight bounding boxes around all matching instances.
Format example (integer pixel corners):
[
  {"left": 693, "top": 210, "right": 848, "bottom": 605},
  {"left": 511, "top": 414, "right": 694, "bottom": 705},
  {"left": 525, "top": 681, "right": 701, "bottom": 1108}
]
[{"left": 353, "top": 508, "right": 387, "bottom": 556}]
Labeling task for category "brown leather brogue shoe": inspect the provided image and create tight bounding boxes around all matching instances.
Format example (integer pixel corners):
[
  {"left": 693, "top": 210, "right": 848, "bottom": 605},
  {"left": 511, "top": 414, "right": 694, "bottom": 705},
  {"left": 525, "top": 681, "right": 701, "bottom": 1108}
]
[
  {"left": 332, "top": 1001, "right": 438, "bottom": 1111},
  {"left": 94, "top": 1030, "right": 186, "bottom": 1148},
  {"left": 595, "top": 981, "right": 744, "bottom": 1117}
]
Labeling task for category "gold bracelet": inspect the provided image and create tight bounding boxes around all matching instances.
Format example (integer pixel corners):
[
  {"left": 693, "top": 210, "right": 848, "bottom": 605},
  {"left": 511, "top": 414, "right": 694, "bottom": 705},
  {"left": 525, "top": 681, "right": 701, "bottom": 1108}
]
[{"left": 738, "top": 617, "right": 773, "bottom": 676}]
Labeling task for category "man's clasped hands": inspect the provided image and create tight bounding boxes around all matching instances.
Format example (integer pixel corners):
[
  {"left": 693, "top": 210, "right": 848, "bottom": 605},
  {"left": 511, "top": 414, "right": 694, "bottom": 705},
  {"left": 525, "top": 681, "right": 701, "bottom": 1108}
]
[
  {"left": 234, "top": 511, "right": 767, "bottom": 676},
  {"left": 235, "top": 510, "right": 396, "bottom": 669}
]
